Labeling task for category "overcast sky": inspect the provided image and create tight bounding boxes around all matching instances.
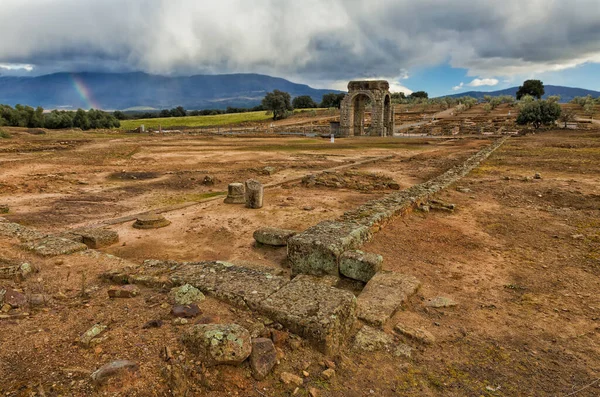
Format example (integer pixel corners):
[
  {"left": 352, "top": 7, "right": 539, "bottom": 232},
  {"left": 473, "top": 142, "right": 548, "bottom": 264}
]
[{"left": 1, "top": 0, "right": 599, "bottom": 96}]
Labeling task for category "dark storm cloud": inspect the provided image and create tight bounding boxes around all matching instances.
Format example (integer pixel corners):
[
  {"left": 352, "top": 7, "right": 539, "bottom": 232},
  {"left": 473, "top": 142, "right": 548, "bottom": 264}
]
[{"left": 0, "top": 0, "right": 599, "bottom": 84}]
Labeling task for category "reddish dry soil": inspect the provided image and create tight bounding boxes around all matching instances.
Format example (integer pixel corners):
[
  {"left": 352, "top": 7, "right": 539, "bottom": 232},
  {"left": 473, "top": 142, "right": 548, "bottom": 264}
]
[{"left": 1, "top": 129, "right": 598, "bottom": 396}]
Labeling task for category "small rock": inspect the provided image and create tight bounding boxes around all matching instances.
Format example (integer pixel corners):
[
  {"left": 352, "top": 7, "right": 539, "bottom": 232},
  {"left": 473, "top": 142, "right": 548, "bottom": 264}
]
[
  {"left": 173, "top": 318, "right": 189, "bottom": 326},
  {"left": 202, "top": 175, "right": 216, "bottom": 186},
  {"left": 303, "top": 206, "right": 315, "bottom": 211},
  {"left": 250, "top": 338, "right": 277, "bottom": 380},
  {"left": 425, "top": 296, "right": 457, "bottom": 308},
  {"left": 80, "top": 324, "right": 108, "bottom": 347},
  {"left": 571, "top": 234, "right": 584, "bottom": 240},
  {"left": 456, "top": 187, "right": 472, "bottom": 193},
  {"left": 289, "top": 338, "right": 302, "bottom": 350},
  {"left": 302, "top": 370, "right": 310, "bottom": 377},
  {"left": 388, "top": 182, "right": 401, "bottom": 190},
  {"left": 534, "top": 173, "right": 541, "bottom": 179},
  {"left": 172, "top": 303, "right": 201, "bottom": 318},
  {"left": 1, "top": 303, "right": 11, "bottom": 312},
  {"left": 353, "top": 325, "right": 393, "bottom": 352},
  {"left": 91, "top": 360, "right": 139, "bottom": 385},
  {"left": 0, "top": 205, "right": 8, "bottom": 214},
  {"left": 280, "top": 372, "right": 303, "bottom": 386},
  {"left": 180, "top": 323, "right": 252, "bottom": 366},
  {"left": 309, "top": 387, "right": 320, "bottom": 397},
  {"left": 170, "top": 284, "right": 205, "bottom": 305},
  {"left": 142, "top": 319, "right": 163, "bottom": 329},
  {"left": 196, "top": 315, "right": 220, "bottom": 324},
  {"left": 271, "top": 329, "right": 289, "bottom": 347},
  {"left": 321, "top": 368, "right": 335, "bottom": 380},
  {"left": 2, "top": 289, "right": 27, "bottom": 308},
  {"left": 325, "top": 360, "right": 336, "bottom": 369},
  {"left": 28, "top": 294, "right": 49, "bottom": 307},
  {"left": 394, "top": 324, "right": 436, "bottom": 345},
  {"left": 419, "top": 204, "right": 430, "bottom": 212},
  {"left": 262, "top": 166, "right": 277, "bottom": 176},
  {"left": 394, "top": 343, "right": 413, "bottom": 358},
  {"left": 108, "top": 285, "right": 140, "bottom": 298},
  {"left": 253, "top": 227, "right": 298, "bottom": 246}
]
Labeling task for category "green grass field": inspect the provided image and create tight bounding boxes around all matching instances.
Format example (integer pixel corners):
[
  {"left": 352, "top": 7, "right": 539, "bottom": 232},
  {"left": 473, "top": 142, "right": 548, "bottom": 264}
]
[{"left": 119, "top": 111, "right": 273, "bottom": 130}]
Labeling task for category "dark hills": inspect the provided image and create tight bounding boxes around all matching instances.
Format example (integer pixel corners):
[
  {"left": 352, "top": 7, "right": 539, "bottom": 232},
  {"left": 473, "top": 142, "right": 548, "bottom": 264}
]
[
  {"left": 444, "top": 85, "right": 600, "bottom": 103},
  {"left": 0, "top": 72, "right": 343, "bottom": 110}
]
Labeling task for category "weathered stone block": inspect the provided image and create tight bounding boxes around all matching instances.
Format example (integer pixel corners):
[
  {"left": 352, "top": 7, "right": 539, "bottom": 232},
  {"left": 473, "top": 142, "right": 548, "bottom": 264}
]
[
  {"left": 224, "top": 182, "right": 245, "bottom": 204},
  {"left": 73, "top": 228, "right": 119, "bottom": 249},
  {"left": 253, "top": 227, "right": 298, "bottom": 246},
  {"left": 245, "top": 179, "right": 264, "bottom": 209},
  {"left": 257, "top": 278, "right": 357, "bottom": 354},
  {"left": 287, "top": 220, "right": 371, "bottom": 277},
  {"left": 357, "top": 271, "right": 420, "bottom": 327},
  {"left": 23, "top": 236, "right": 88, "bottom": 257},
  {"left": 339, "top": 250, "right": 383, "bottom": 282},
  {"left": 181, "top": 323, "right": 252, "bottom": 366},
  {"left": 169, "top": 261, "right": 288, "bottom": 311},
  {"left": 133, "top": 214, "right": 171, "bottom": 229}
]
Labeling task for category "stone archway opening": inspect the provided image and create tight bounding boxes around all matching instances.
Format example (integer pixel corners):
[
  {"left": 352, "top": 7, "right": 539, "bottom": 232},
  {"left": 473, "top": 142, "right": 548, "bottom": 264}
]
[{"left": 351, "top": 93, "right": 372, "bottom": 136}]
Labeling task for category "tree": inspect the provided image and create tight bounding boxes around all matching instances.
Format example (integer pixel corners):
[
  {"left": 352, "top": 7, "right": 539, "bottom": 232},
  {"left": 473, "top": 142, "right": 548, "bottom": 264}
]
[
  {"left": 292, "top": 95, "right": 318, "bottom": 109},
  {"left": 170, "top": 106, "right": 187, "bottom": 117},
  {"left": 262, "top": 90, "right": 293, "bottom": 120},
  {"left": 516, "top": 100, "right": 561, "bottom": 129},
  {"left": 320, "top": 93, "right": 346, "bottom": 108},
  {"left": 516, "top": 80, "right": 545, "bottom": 100},
  {"left": 559, "top": 109, "right": 576, "bottom": 128},
  {"left": 547, "top": 95, "right": 561, "bottom": 103},
  {"left": 391, "top": 92, "right": 406, "bottom": 101},
  {"left": 409, "top": 91, "right": 428, "bottom": 99}
]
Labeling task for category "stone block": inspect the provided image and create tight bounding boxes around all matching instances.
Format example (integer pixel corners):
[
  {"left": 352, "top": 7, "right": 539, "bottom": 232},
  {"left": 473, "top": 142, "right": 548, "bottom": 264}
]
[
  {"left": 257, "top": 278, "right": 357, "bottom": 354},
  {"left": 253, "top": 227, "right": 298, "bottom": 246},
  {"left": 245, "top": 179, "right": 264, "bottom": 209},
  {"left": 339, "top": 250, "right": 383, "bottom": 282},
  {"left": 224, "top": 182, "right": 245, "bottom": 204},
  {"left": 23, "top": 236, "right": 88, "bottom": 257},
  {"left": 73, "top": 228, "right": 119, "bottom": 249},
  {"left": 181, "top": 323, "right": 252, "bottom": 366},
  {"left": 287, "top": 220, "right": 371, "bottom": 277},
  {"left": 133, "top": 214, "right": 171, "bottom": 229},
  {"left": 169, "top": 261, "right": 288, "bottom": 311},
  {"left": 357, "top": 271, "right": 420, "bottom": 327}
]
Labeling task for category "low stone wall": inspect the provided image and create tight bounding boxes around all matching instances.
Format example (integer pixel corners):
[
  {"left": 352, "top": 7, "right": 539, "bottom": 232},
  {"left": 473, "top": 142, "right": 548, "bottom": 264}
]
[{"left": 288, "top": 137, "right": 507, "bottom": 278}]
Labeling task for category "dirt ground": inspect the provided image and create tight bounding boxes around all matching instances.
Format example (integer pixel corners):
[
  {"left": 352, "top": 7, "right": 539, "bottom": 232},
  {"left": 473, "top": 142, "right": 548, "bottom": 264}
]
[{"left": 1, "top": 128, "right": 599, "bottom": 396}]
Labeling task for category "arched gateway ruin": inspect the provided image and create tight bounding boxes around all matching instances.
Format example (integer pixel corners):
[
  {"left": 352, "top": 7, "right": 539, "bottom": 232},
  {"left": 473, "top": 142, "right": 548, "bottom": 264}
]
[{"left": 339, "top": 80, "right": 394, "bottom": 137}]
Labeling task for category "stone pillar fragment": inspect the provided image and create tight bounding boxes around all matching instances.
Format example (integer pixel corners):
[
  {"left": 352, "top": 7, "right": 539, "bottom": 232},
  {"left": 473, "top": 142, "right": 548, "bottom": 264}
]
[
  {"left": 224, "top": 182, "right": 245, "bottom": 204},
  {"left": 245, "top": 179, "right": 264, "bottom": 209}
]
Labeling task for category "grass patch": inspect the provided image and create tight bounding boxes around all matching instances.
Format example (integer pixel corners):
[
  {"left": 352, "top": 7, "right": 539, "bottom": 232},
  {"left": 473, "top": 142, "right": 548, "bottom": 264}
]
[
  {"left": 120, "top": 111, "right": 273, "bottom": 130},
  {"left": 0, "top": 129, "right": 11, "bottom": 139}
]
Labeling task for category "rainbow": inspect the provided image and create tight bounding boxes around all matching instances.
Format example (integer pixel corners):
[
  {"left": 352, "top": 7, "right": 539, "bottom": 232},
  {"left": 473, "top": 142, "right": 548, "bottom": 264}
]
[{"left": 70, "top": 73, "right": 101, "bottom": 110}]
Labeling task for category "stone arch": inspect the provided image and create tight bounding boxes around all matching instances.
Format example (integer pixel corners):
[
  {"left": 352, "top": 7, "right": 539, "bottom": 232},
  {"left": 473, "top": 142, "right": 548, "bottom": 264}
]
[{"left": 339, "top": 80, "right": 394, "bottom": 137}]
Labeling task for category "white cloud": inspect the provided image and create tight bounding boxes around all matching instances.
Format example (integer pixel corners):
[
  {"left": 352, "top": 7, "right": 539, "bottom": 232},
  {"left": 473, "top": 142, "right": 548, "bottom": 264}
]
[
  {"left": 468, "top": 78, "right": 499, "bottom": 87},
  {"left": 452, "top": 82, "right": 464, "bottom": 91},
  {"left": 0, "top": 63, "right": 33, "bottom": 72}
]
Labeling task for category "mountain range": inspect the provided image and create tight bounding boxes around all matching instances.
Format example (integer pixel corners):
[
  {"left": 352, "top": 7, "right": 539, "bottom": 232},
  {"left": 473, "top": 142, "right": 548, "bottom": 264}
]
[
  {"left": 444, "top": 85, "right": 600, "bottom": 103},
  {"left": 0, "top": 72, "right": 342, "bottom": 111}
]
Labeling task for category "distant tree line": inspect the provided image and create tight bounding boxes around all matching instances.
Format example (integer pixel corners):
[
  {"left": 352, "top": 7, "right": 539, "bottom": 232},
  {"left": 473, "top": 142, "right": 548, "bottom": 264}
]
[
  {"left": 113, "top": 105, "right": 268, "bottom": 120},
  {"left": 0, "top": 104, "right": 120, "bottom": 130}
]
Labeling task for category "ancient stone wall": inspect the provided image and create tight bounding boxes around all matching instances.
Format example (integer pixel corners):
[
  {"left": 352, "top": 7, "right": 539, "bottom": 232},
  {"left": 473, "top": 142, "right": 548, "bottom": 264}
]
[{"left": 288, "top": 137, "right": 508, "bottom": 278}]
